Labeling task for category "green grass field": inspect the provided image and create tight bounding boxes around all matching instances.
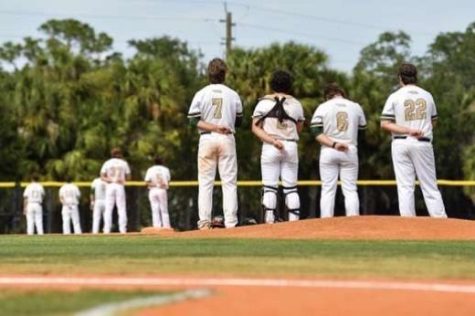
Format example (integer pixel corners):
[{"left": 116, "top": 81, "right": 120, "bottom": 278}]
[
  {"left": 1, "top": 235, "right": 475, "bottom": 279},
  {"left": 1, "top": 235, "right": 475, "bottom": 315},
  {"left": 0, "top": 289, "right": 172, "bottom": 316}
]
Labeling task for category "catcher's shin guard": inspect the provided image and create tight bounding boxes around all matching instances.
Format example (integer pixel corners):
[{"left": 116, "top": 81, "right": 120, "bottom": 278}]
[
  {"left": 283, "top": 185, "right": 300, "bottom": 221},
  {"left": 262, "top": 185, "right": 278, "bottom": 224}
]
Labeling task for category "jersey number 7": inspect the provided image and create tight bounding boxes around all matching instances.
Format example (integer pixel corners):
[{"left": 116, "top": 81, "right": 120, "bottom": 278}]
[{"left": 212, "top": 98, "right": 223, "bottom": 119}]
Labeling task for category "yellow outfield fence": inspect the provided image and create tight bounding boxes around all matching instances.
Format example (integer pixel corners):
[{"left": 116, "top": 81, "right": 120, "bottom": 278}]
[{"left": 1, "top": 179, "right": 475, "bottom": 188}]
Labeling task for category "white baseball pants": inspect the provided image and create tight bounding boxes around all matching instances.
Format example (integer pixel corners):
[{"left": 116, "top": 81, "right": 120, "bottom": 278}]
[
  {"left": 319, "top": 146, "right": 360, "bottom": 218},
  {"left": 197, "top": 133, "right": 238, "bottom": 229},
  {"left": 391, "top": 139, "right": 447, "bottom": 217},
  {"left": 148, "top": 188, "right": 171, "bottom": 228},
  {"left": 92, "top": 200, "right": 105, "bottom": 234},
  {"left": 104, "top": 183, "right": 128, "bottom": 233},
  {"left": 261, "top": 141, "right": 300, "bottom": 223},
  {"left": 26, "top": 203, "right": 43, "bottom": 235},
  {"left": 62, "top": 205, "right": 82, "bottom": 234}
]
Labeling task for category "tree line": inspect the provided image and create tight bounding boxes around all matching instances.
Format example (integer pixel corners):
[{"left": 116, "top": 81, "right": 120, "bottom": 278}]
[{"left": 0, "top": 19, "right": 474, "bottom": 228}]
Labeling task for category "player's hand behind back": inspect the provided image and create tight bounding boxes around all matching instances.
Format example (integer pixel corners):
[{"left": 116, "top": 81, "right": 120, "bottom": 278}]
[
  {"left": 272, "top": 139, "right": 284, "bottom": 150},
  {"left": 408, "top": 128, "right": 423, "bottom": 138},
  {"left": 335, "top": 143, "right": 349, "bottom": 152},
  {"left": 215, "top": 125, "right": 232, "bottom": 135}
]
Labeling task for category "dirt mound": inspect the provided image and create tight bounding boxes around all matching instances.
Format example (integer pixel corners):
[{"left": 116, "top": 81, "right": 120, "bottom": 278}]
[{"left": 141, "top": 216, "right": 475, "bottom": 240}]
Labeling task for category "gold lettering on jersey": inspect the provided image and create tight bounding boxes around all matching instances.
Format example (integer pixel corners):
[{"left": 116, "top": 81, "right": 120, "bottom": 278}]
[
  {"left": 212, "top": 98, "right": 223, "bottom": 119},
  {"left": 336, "top": 112, "right": 349, "bottom": 132},
  {"left": 404, "top": 98, "right": 427, "bottom": 121}
]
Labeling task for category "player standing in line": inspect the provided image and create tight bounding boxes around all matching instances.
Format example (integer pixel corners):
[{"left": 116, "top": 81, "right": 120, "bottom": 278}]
[
  {"left": 100, "top": 148, "right": 131, "bottom": 233},
  {"left": 187, "top": 58, "right": 243, "bottom": 229},
  {"left": 59, "top": 177, "right": 82, "bottom": 234},
  {"left": 310, "top": 83, "right": 367, "bottom": 218},
  {"left": 380, "top": 63, "right": 447, "bottom": 218},
  {"left": 251, "top": 70, "right": 305, "bottom": 224},
  {"left": 90, "top": 177, "right": 107, "bottom": 233},
  {"left": 23, "top": 174, "right": 45, "bottom": 235},
  {"left": 144, "top": 155, "right": 172, "bottom": 229}
]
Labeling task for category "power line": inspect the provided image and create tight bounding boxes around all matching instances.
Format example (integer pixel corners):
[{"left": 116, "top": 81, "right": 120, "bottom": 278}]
[
  {"left": 239, "top": 23, "right": 367, "bottom": 46},
  {"left": 227, "top": 2, "right": 437, "bottom": 37},
  {"left": 0, "top": 9, "right": 218, "bottom": 23}
]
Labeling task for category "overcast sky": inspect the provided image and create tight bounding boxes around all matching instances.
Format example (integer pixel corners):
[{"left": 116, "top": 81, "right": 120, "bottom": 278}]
[{"left": 0, "top": 0, "right": 474, "bottom": 72}]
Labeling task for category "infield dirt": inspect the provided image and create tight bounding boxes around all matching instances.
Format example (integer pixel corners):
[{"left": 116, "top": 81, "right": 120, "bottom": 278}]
[
  {"left": 3, "top": 216, "right": 475, "bottom": 316},
  {"left": 141, "top": 215, "right": 475, "bottom": 240}
]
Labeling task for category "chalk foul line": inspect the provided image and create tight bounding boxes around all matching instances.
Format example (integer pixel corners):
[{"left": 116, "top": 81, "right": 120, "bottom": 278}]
[
  {"left": 75, "top": 289, "right": 212, "bottom": 316},
  {"left": 0, "top": 276, "right": 475, "bottom": 294}
]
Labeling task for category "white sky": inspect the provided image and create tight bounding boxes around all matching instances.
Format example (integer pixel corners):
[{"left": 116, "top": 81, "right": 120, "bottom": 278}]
[{"left": 0, "top": 0, "right": 474, "bottom": 72}]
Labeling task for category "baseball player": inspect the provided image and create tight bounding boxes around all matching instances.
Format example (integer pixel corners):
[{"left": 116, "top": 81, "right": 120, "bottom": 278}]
[
  {"left": 251, "top": 70, "right": 305, "bottom": 224},
  {"left": 144, "top": 155, "right": 171, "bottom": 229},
  {"left": 90, "top": 177, "right": 107, "bottom": 233},
  {"left": 187, "top": 58, "right": 243, "bottom": 229},
  {"left": 59, "top": 177, "right": 82, "bottom": 234},
  {"left": 100, "top": 148, "right": 131, "bottom": 233},
  {"left": 381, "top": 63, "right": 447, "bottom": 218},
  {"left": 310, "top": 83, "right": 367, "bottom": 218},
  {"left": 23, "top": 174, "right": 45, "bottom": 235}
]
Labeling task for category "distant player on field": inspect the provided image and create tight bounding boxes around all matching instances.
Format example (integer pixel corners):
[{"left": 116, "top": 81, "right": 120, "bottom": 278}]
[
  {"left": 144, "top": 155, "right": 171, "bottom": 229},
  {"left": 23, "top": 174, "right": 45, "bottom": 235},
  {"left": 100, "top": 148, "right": 131, "bottom": 233},
  {"left": 187, "top": 58, "right": 243, "bottom": 229},
  {"left": 310, "top": 83, "right": 367, "bottom": 217},
  {"left": 90, "top": 177, "right": 107, "bottom": 233},
  {"left": 252, "top": 70, "right": 305, "bottom": 224},
  {"left": 59, "top": 177, "right": 82, "bottom": 234},
  {"left": 380, "top": 63, "right": 447, "bottom": 218}
]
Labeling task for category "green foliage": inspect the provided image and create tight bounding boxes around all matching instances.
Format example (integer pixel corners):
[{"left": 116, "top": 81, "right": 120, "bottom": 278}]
[{"left": 0, "top": 18, "right": 475, "bottom": 225}]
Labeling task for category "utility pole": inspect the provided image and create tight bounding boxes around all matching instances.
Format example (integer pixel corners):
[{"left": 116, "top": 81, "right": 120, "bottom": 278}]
[{"left": 220, "top": 2, "right": 235, "bottom": 58}]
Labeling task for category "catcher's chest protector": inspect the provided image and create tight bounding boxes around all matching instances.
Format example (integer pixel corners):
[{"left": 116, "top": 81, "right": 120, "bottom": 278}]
[{"left": 256, "top": 96, "right": 297, "bottom": 126}]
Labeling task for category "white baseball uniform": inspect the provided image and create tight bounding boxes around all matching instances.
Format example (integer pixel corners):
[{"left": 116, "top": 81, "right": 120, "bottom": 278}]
[
  {"left": 91, "top": 177, "right": 107, "bottom": 234},
  {"left": 144, "top": 165, "right": 171, "bottom": 228},
  {"left": 100, "top": 158, "right": 131, "bottom": 233},
  {"left": 59, "top": 183, "right": 82, "bottom": 234},
  {"left": 252, "top": 95, "right": 305, "bottom": 223},
  {"left": 188, "top": 83, "right": 243, "bottom": 229},
  {"left": 381, "top": 84, "right": 446, "bottom": 217},
  {"left": 311, "top": 96, "right": 367, "bottom": 218},
  {"left": 23, "top": 182, "right": 45, "bottom": 235}
]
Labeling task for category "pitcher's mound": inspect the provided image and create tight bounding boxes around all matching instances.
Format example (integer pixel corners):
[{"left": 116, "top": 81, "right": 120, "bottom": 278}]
[{"left": 141, "top": 216, "right": 475, "bottom": 240}]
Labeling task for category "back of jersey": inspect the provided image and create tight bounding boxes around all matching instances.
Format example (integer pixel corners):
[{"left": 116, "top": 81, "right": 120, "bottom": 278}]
[
  {"left": 252, "top": 96, "right": 305, "bottom": 141},
  {"left": 60, "top": 184, "right": 80, "bottom": 205},
  {"left": 24, "top": 183, "right": 44, "bottom": 204},
  {"left": 145, "top": 166, "right": 171, "bottom": 189},
  {"left": 101, "top": 158, "right": 130, "bottom": 183},
  {"left": 381, "top": 85, "right": 437, "bottom": 140},
  {"left": 188, "top": 84, "right": 243, "bottom": 134},
  {"left": 311, "top": 97, "right": 366, "bottom": 146},
  {"left": 91, "top": 178, "right": 106, "bottom": 201}
]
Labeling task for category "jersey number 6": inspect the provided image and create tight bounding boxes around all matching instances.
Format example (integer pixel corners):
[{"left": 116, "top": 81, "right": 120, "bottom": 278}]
[{"left": 336, "top": 112, "right": 349, "bottom": 132}]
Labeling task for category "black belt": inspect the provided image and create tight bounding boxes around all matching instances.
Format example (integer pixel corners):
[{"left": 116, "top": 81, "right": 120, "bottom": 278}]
[
  {"left": 200, "top": 132, "right": 234, "bottom": 135},
  {"left": 276, "top": 139, "right": 297, "bottom": 142},
  {"left": 393, "top": 136, "right": 431, "bottom": 142}
]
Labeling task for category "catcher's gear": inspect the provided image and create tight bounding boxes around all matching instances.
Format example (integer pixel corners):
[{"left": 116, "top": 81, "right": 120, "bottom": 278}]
[
  {"left": 254, "top": 96, "right": 297, "bottom": 127},
  {"left": 283, "top": 185, "right": 300, "bottom": 221},
  {"left": 262, "top": 185, "right": 278, "bottom": 223}
]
